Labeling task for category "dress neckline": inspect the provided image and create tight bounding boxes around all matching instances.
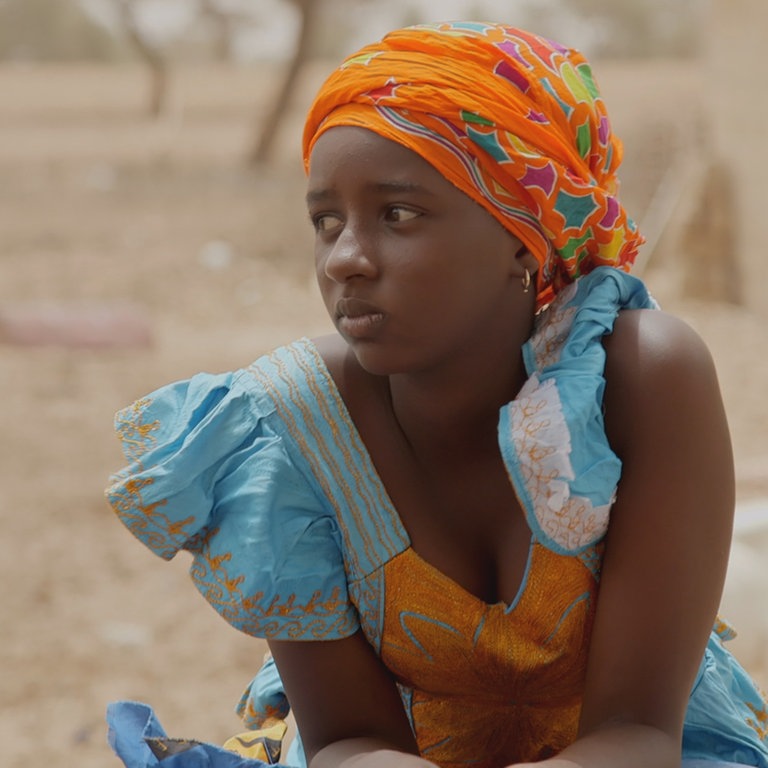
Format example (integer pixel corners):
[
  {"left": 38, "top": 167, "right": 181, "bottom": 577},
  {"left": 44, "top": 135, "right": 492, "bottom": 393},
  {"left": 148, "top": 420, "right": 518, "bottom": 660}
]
[{"left": 296, "top": 336, "right": 536, "bottom": 613}]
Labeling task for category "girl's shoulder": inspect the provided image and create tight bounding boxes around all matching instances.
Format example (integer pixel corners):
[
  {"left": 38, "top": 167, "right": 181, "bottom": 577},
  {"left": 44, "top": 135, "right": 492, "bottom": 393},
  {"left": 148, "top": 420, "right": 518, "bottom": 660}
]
[
  {"left": 603, "top": 307, "right": 720, "bottom": 458},
  {"left": 606, "top": 306, "right": 714, "bottom": 375}
]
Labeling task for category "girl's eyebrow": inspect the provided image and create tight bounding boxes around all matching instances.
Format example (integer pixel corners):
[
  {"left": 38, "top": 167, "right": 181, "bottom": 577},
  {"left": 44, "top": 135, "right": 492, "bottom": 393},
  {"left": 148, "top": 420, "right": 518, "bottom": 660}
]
[
  {"left": 306, "top": 181, "right": 435, "bottom": 206},
  {"left": 305, "top": 188, "right": 334, "bottom": 206},
  {"left": 373, "top": 181, "right": 435, "bottom": 195}
]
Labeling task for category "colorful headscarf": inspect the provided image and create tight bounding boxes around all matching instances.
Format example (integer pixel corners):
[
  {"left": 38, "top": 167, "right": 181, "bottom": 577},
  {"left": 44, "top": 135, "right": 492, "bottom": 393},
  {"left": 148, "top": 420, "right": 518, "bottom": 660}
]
[{"left": 302, "top": 21, "right": 644, "bottom": 309}]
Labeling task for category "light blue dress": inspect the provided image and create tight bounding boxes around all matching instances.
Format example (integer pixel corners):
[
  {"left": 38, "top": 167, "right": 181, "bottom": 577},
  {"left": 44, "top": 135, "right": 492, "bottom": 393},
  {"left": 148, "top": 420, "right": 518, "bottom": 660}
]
[{"left": 106, "top": 268, "right": 768, "bottom": 768}]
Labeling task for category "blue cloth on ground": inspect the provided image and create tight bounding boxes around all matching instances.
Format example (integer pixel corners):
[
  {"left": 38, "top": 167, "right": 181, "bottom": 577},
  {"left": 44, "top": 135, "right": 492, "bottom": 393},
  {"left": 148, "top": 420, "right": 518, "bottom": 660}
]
[{"left": 106, "top": 701, "right": 291, "bottom": 768}]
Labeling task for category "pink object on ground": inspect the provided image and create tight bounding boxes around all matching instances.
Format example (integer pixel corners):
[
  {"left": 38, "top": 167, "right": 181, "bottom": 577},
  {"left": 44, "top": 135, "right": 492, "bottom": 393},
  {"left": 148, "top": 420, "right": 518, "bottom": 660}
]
[{"left": 0, "top": 302, "right": 153, "bottom": 348}]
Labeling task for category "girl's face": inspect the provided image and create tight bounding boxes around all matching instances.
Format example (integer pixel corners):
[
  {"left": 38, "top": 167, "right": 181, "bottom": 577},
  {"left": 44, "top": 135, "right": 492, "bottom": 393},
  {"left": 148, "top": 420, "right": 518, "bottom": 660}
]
[{"left": 307, "top": 126, "right": 533, "bottom": 377}]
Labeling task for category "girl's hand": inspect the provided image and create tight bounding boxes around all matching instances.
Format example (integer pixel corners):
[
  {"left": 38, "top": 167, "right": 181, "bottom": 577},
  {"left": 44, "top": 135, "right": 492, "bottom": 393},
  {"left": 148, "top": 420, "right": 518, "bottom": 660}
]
[{"left": 314, "top": 740, "right": 439, "bottom": 768}]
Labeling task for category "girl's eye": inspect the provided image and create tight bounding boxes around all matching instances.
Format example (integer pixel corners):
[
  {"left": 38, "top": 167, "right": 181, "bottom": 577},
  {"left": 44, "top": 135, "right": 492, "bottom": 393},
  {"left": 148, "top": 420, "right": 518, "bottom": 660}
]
[
  {"left": 386, "top": 206, "right": 420, "bottom": 223},
  {"left": 312, "top": 213, "right": 342, "bottom": 233}
]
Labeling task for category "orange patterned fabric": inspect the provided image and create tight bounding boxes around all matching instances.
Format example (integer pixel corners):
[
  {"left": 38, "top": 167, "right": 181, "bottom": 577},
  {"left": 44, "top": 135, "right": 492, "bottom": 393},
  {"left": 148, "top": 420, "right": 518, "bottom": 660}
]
[
  {"left": 303, "top": 21, "right": 645, "bottom": 309},
  {"left": 375, "top": 546, "right": 598, "bottom": 766}
]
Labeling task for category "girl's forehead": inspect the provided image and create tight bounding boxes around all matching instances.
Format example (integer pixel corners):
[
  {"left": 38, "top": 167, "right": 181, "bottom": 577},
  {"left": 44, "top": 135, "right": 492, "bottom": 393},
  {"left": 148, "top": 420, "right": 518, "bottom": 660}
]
[{"left": 308, "top": 127, "right": 441, "bottom": 184}]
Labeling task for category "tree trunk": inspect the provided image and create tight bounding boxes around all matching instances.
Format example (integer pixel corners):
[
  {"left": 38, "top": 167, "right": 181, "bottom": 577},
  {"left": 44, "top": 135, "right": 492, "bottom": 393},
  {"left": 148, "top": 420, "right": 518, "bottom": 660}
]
[
  {"left": 248, "top": 0, "right": 317, "bottom": 165},
  {"left": 198, "top": 0, "right": 237, "bottom": 63},
  {"left": 116, "top": 0, "right": 169, "bottom": 119}
]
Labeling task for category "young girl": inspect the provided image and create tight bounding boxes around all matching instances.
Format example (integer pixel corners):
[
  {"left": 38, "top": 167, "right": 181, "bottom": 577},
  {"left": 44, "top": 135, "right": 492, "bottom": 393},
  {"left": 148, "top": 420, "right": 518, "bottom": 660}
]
[{"left": 106, "top": 22, "right": 768, "bottom": 768}]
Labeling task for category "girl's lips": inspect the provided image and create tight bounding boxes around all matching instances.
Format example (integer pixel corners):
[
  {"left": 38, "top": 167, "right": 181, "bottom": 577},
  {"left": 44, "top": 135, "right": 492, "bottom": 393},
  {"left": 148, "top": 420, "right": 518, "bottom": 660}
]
[
  {"left": 335, "top": 296, "right": 383, "bottom": 319},
  {"left": 334, "top": 297, "right": 386, "bottom": 339}
]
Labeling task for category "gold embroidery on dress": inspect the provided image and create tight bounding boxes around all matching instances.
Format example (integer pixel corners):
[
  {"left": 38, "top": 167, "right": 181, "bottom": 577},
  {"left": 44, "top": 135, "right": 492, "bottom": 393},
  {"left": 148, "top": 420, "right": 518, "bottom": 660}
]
[
  {"left": 245, "top": 341, "right": 412, "bottom": 646},
  {"left": 109, "top": 475, "right": 197, "bottom": 560},
  {"left": 248, "top": 342, "right": 406, "bottom": 577},
  {"left": 747, "top": 698, "right": 768, "bottom": 740},
  {"left": 108, "top": 398, "right": 198, "bottom": 559},
  {"left": 297, "top": 346, "right": 403, "bottom": 560},
  {"left": 107, "top": 382, "right": 353, "bottom": 639},
  {"left": 271, "top": 353, "right": 373, "bottom": 572},
  {"left": 113, "top": 397, "right": 160, "bottom": 461},
  {"left": 509, "top": 377, "right": 610, "bottom": 551},
  {"left": 188, "top": 526, "right": 353, "bottom": 639},
  {"left": 348, "top": 570, "right": 387, "bottom": 653},
  {"left": 528, "top": 283, "right": 578, "bottom": 370},
  {"left": 287, "top": 344, "right": 398, "bottom": 563}
]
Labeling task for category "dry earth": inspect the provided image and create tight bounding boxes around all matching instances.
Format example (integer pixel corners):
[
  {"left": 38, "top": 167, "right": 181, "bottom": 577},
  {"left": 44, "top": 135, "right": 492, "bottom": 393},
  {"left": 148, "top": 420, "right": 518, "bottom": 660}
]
[{"left": 0, "top": 59, "right": 766, "bottom": 768}]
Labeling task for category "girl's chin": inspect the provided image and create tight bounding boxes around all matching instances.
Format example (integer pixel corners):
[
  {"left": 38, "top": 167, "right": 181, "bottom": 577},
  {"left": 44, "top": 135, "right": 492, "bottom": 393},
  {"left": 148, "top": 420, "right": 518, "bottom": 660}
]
[{"left": 346, "top": 341, "right": 431, "bottom": 379}]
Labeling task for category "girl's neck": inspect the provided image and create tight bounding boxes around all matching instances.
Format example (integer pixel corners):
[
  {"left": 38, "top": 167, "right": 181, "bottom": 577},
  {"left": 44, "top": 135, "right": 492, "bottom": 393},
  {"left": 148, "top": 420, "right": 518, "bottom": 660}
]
[{"left": 385, "top": 343, "right": 530, "bottom": 460}]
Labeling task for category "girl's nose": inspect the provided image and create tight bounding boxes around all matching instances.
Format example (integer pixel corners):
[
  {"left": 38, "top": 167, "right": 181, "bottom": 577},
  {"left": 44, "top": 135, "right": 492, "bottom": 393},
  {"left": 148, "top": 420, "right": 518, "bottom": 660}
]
[{"left": 321, "top": 226, "right": 378, "bottom": 283}]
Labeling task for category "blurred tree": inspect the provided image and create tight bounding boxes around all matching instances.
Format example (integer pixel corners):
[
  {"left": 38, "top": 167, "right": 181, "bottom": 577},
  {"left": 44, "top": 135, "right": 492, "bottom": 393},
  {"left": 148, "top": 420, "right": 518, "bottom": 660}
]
[
  {"left": 197, "top": 0, "right": 237, "bottom": 61},
  {"left": 248, "top": 0, "right": 386, "bottom": 165},
  {"left": 248, "top": 0, "right": 318, "bottom": 165},
  {"left": 113, "top": 0, "right": 169, "bottom": 117},
  {"left": 0, "top": 0, "right": 122, "bottom": 62},
  {"left": 196, "top": 0, "right": 257, "bottom": 62}
]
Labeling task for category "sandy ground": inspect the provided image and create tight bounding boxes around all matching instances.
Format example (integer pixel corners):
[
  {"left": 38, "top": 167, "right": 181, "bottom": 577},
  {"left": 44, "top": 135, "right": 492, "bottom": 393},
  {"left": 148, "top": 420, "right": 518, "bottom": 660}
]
[{"left": 1, "top": 60, "right": 766, "bottom": 768}]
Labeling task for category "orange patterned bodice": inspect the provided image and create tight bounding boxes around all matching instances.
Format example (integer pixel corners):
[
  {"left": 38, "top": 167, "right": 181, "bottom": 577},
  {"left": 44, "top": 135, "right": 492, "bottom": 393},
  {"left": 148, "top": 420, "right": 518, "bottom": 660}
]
[{"left": 354, "top": 542, "right": 600, "bottom": 766}]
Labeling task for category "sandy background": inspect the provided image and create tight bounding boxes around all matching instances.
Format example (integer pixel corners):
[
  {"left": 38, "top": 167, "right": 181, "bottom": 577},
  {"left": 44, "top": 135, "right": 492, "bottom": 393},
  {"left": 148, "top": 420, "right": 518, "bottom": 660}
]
[{"left": 1, "top": 57, "right": 766, "bottom": 768}]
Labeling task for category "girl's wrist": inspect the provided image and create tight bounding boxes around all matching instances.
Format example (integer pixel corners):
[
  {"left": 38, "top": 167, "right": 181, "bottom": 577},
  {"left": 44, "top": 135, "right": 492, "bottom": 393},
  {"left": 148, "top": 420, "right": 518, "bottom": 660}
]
[{"left": 312, "top": 740, "right": 436, "bottom": 768}]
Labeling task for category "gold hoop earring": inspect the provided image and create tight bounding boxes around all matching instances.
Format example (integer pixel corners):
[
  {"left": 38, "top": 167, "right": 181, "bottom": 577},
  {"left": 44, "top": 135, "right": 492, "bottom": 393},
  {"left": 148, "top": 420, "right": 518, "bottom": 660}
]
[{"left": 521, "top": 268, "right": 531, "bottom": 293}]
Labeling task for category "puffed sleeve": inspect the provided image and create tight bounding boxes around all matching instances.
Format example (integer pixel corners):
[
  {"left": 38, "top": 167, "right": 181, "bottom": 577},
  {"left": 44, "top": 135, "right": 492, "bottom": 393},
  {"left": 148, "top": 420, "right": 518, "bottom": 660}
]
[
  {"left": 500, "top": 267, "right": 657, "bottom": 554},
  {"left": 106, "top": 367, "right": 360, "bottom": 641}
]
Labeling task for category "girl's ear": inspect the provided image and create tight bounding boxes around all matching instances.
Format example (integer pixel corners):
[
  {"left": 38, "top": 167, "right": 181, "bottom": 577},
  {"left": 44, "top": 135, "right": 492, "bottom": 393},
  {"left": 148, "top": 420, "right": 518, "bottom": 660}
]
[{"left": 513, "top": 243, "right": 540, "bottom": 278}]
